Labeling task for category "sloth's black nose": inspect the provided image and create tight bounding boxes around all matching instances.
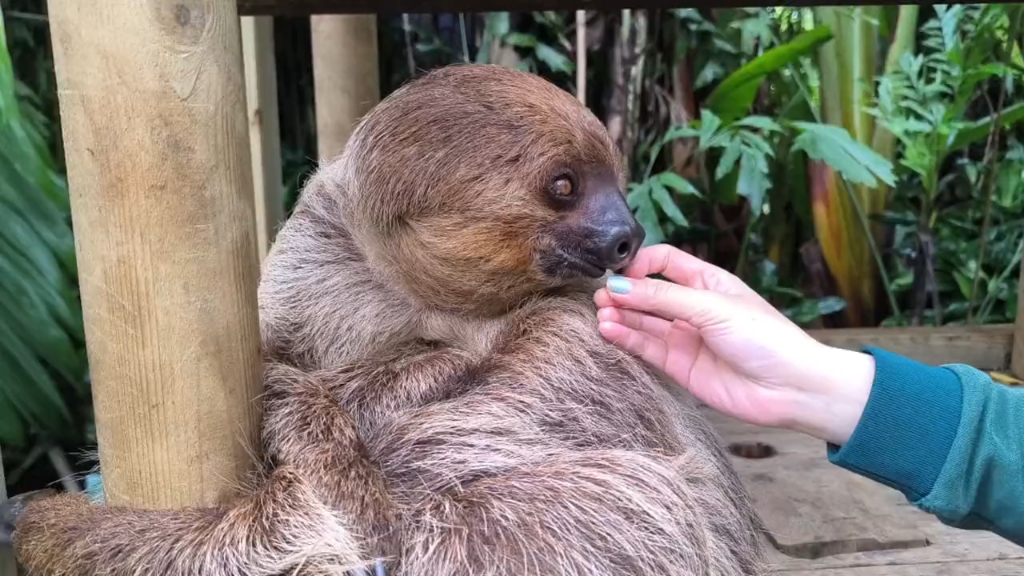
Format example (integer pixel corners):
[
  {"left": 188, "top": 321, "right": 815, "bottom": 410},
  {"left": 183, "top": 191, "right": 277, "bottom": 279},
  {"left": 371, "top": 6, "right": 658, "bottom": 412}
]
[{"left": 597, "top": 220, "right": 645, "bottom": 271}]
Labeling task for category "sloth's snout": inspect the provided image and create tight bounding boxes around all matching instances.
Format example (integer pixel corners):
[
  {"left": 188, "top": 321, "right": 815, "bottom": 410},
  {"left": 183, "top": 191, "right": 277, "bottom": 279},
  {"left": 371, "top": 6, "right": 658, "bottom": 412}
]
[{"left": 595, "top": 218, "right": 645, "bottom": 271}]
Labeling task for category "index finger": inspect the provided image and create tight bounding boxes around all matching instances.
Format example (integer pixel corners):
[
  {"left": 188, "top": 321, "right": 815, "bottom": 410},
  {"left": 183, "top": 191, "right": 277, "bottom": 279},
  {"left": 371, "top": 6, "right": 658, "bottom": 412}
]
[{"left": 622, "top": 244, "right": 747, "bottom": 295}]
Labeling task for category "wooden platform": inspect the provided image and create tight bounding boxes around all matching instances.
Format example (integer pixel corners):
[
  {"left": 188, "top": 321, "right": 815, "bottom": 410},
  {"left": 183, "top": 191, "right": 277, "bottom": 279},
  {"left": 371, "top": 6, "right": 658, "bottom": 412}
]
[{"left": 710, "top": 409, "right": 1024, "bottom": 575}]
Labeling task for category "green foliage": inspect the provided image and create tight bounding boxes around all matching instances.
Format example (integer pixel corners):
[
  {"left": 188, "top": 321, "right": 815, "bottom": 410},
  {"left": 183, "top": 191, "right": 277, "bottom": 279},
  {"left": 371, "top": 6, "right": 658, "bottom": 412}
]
[
  {"left": 473, "top": 12, "right": 574, "bottom": 78},
  {"left": 790, "top": 122, "right": 896, "bottom": 188},
  {"left": 0, "top": 9, "right": 89, "bottom": 453},
  {"left": 704, "top": 25, "right": 833, "bottom": 123},
  {"left": 867, "top": 5, "right": 1023, "bottom": 195},
  {"left": 627, "top": 109, "right": 784, "bottom": 244},
  {"left": 747, "top": 259, "right": 847, "bottom": 327}
]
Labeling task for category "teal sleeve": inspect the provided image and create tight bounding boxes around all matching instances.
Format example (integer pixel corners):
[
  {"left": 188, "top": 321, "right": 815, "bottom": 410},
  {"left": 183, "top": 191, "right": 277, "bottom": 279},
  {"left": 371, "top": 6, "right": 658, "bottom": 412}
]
[{"left": 827, "top": 347, "right": 1024, "bottom": 546}]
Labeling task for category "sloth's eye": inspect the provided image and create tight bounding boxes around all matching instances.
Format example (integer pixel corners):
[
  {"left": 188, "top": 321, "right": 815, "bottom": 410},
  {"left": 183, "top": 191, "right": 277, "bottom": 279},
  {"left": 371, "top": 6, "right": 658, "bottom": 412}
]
[{"left": 551, "top": 177, "right": 574, "bottom": 198}]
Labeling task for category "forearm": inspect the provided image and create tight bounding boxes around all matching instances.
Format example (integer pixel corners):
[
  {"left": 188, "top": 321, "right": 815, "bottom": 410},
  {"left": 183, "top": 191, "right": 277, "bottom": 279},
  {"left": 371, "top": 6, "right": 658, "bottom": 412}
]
[{"left": 827, "top": 347, "right": 1024, "bottom": 546}]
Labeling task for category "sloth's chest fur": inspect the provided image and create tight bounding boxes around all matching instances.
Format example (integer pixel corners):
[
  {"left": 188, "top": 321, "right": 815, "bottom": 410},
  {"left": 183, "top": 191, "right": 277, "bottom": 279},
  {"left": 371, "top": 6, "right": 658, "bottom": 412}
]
[{"left": 333, "top": 298, "right": 701, "bottom": 501}]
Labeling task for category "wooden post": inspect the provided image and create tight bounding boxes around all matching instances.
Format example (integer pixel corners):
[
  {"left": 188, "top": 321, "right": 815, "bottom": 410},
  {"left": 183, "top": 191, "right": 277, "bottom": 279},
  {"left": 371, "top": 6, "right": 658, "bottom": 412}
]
[
  {"left": 0, "top": 445, "right": 15, "bottom": 576},
  {"left": 1011, "top": 263, "right": 1024, "bottom": 376},
  {"left": 310, "top": 14, "right": 381, "bottom": 161},
  {"left": 242, "top": 15, "right": 285, "bottom": 261},
  {"left": 45, "top": 0, "right": 264, "bottom": 510},
  {"left": 576, "top": 10, "right": 586, "bottom": 106}
]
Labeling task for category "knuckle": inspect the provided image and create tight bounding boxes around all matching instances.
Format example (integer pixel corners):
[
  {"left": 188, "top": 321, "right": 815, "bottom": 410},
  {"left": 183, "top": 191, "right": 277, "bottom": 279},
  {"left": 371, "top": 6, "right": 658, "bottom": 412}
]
[{"left": 647, "top": 280, "right": 669, "bottom": 300}]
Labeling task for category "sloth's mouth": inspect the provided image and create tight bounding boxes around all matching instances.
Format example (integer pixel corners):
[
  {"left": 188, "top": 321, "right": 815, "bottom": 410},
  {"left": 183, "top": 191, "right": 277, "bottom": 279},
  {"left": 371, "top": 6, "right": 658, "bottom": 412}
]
[{"left": 555, "top": 250, "right": 607, "bottom": 279}]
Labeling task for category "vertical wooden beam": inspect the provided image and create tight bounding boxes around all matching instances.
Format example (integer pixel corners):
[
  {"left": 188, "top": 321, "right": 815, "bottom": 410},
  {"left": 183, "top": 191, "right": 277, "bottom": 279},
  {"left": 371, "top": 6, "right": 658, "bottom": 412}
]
[
  {"left": 242, "top": 15, "right": 285, "bottom": 261},
  {"left": 45, "top": 0, "right": 263, "bottom": 510},
  {"left": 1011, "top": 262, "right": 1024, "bottom": 376},
  {"left": 0, "top": 445, "right": 15, "bottom": 576},
  {"left": 310, "top": 14, "right": 380, "bottom": 161},
  {"left": 576, "top": 10, "right": 587, "bottom": 106}
]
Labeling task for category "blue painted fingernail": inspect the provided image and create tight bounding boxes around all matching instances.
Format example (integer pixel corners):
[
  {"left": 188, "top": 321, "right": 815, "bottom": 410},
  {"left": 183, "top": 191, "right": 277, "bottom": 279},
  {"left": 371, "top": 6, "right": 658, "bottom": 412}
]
[{"left": 607, "top": 275, "right": 632, "bottom": 294}]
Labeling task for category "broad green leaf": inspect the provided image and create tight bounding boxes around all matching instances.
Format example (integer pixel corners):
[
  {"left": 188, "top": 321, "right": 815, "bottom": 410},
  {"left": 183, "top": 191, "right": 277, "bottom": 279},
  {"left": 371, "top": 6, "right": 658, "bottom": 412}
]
[
  {"left": 816, "top": 296, "right": 848, "bottom": 316},
  {"left": 784, "top": 300, "right": 824, "bottom": 325},
  {"left": 952, "top": 269, "right": 975, "bottom": 299},
  {"left": 697, "top": 109, "right": 722, "bottom": 149},
  {"left": 487, "top": 12, "right": 511, "bottom": 38},
  {"left": 662, "top": 125, "right": 699, "bottom": 143},
  {"left": 738, "top": 131, "right": 774, "bottom": 157},
  {"left": 735, "top": 115, "right": 784, "bottom": 133},
  {"left": 626, "top": 182, "right": 648, "bottom": 209},
  {"left": 534, "top": 44, "right": 574, "bottom": 74},
  {"left": 715, "top": 137, "right": 743, "bottom": 181},
  {"left": 657, "top": 172, "right": 701, "bottom": 196},
  {"left": 705, "top": 25, "right": 834, "bottom": 123},
  {"left": 791, "top": 121, "right": 896, "bottom": 187},
  {"left": 650, "top": 180, "right": 688, "bottom": 227},
  {"left": 737, "top": 152, "right": 770, "bottom": 215},
  {"left": 630, "top": 188, "right": 664, "bottom": 246},
  {"left": 0, "top": 10, "right": 87, "bottom": 448},
  {"left": 504, "top": 32, "right": 538, "bottom": 48},
  {"left": 946, "top": 101, "right": 1024, "bottom": 158}
]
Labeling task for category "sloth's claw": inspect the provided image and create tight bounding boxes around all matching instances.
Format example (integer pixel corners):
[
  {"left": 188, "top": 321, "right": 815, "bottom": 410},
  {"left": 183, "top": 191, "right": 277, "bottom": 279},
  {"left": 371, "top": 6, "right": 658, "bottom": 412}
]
[{"left": 0, "top": 489, "right": 57, "bottom": 545}]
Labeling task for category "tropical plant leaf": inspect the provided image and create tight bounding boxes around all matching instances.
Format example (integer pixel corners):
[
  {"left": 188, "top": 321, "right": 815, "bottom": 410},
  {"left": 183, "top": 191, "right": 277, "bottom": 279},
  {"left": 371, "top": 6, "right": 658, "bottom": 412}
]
[
  {"left": 503, "top": 32, "right": 538, "bottom": 48},
  {"left": 737, "top": 151, "right": 770, "bottom": 215},
  {"left": 735, "top": 115, "right": 784, "bottom": 133},
  {"left": 791, "top": 121, "right": 896, "bottom": 187},
  {"left": 715, "top": 137, "right": 743, "bottom": 181},
  {"left": 0, "top": 10, "right": 87, "bottom": 448},
  {"left": 626, "top": 183, "right": 665, "bottom": 246},
  {"left": 657, "top": 172, "right": 701, "bottom": 196},
  {"left": 650, "top": 180, "right": 688, "bottom": 227},
  {"left": 704, "top": 25, "right": 834, "bottom": 123},
  {"left": 946, "top": 101, "right": 1024, "bottom": 156},
  {"left": 534, "top": 43, "right": 574, "bottom": 74}
]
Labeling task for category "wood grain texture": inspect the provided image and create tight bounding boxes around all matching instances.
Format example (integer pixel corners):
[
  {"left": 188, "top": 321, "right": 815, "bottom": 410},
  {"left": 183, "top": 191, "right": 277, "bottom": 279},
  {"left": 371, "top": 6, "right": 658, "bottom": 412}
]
[
  {"left": 709, "top": 410, "right": 1024, "bottom": 574},
  {"left": 808, "top": 324, "right": 1013, "bottom": 370},
  {"left": 238, "top": 0, "right": 900, "bottom": 15},
  {"left": 242, "top": 15, "right": 285, "bottom": 261},
  {"left": 311, "top": 14, "right": 380, "bottom": 161},
  {"left": 46, "top": 0, "right": 263, "bottom": 510},
  {"left": 779, "top": 560, "right": 1024, "bottom": 575}
]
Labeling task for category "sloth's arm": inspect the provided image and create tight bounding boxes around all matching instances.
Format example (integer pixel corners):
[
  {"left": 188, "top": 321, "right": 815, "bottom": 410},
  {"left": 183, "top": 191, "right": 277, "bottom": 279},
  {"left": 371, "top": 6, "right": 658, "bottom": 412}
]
[
  {"left": 259, "top": 347, "right": 480, "bottom": 548},
  {"left": 12, "top": 345, "right": 478, "bottom": 576},
  {"left": 13, "top": 464, "right": 369, "bottom": 576}
]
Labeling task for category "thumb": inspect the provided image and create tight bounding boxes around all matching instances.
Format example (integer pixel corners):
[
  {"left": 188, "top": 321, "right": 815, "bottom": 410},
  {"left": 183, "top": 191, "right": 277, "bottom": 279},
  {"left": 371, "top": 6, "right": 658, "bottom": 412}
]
[{"left": 601, "top": 275, "right": 734, "bottom": 331}]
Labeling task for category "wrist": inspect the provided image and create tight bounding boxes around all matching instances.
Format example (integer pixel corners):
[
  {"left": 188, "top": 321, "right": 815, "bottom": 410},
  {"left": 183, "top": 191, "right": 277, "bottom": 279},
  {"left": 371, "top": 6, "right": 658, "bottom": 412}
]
[{"left": 787, "top": 345, "right": 875, "bottom": 446}]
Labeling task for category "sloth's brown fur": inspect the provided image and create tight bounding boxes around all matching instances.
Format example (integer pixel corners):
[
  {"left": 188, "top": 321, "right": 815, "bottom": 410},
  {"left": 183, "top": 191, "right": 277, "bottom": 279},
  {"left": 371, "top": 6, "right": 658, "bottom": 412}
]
[{"left": 13, "top": 64, "right": 768, "bottom": 576}]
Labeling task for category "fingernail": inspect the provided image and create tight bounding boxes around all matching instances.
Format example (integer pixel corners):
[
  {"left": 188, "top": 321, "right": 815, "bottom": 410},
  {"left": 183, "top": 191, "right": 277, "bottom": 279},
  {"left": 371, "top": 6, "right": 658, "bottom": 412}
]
[{"left": 607, "top": 275, "right": 632, "bottom": 294}]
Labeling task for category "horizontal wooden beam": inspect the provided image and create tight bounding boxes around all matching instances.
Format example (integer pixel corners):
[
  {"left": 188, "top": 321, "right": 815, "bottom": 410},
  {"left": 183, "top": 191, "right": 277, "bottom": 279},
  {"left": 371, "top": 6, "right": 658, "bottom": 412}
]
[
  {"left": 807, "top": 324, "right": 1014, "bottom": 371},
  {"left": 238, "top": 0, "right": 909, "bottom": 16}
]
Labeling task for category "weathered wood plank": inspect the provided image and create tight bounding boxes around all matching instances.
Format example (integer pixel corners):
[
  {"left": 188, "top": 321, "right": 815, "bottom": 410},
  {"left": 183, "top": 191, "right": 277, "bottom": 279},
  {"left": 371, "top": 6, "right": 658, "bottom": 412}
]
[
  {"left": 242, "top": 15, "right": 285, "bottom": 261},
  {"left": 46, "top": 0, "right": 264, "bottom": 509},
  {"left": 311, "top": 14, "right": 381, "bottom": 161},
  {"left": 807, "top": 324, "right": 1013, "bottom": 370},
  {"left": 779, "top": 559, "right": 1024, "bottom": 575},
  {"left": 238, "top": 0, "right": 909, "bottom": 16},
  {"left": 708, "top": 410, "right": 1024, "bottom": 573}
]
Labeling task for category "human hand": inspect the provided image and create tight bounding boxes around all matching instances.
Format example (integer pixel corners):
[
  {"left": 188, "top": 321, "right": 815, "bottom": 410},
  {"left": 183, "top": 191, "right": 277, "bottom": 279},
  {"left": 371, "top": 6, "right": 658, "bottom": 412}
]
[{"left": 594, "top": 244, "right": 876, "bottom": 446}]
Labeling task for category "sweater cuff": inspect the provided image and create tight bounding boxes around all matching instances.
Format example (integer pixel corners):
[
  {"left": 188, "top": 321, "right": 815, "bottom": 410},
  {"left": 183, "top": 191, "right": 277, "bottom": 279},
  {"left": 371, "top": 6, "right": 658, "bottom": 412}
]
[{"left": 826, "top": 346, "right": 963, "bottom": 501}]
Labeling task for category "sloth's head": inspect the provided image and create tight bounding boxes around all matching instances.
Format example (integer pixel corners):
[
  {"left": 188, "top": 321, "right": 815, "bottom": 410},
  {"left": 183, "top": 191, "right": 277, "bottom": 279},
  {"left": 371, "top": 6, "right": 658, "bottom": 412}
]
[{"left": 337, "top": 64, "right": 645, "bottom": 315}]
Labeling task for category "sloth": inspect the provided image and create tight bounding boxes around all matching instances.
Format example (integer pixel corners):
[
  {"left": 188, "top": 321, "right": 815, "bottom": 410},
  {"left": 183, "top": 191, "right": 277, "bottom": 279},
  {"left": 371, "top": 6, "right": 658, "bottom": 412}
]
[{"left": 12, "top": 64, "right": 768, "bottom": 576}]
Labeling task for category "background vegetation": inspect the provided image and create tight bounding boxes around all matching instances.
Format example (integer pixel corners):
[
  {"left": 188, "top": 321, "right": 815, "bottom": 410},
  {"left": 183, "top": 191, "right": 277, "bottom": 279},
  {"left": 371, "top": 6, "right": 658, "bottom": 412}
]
[{"left": 3, "top": 2, "right": 1024, "bottom": 495}]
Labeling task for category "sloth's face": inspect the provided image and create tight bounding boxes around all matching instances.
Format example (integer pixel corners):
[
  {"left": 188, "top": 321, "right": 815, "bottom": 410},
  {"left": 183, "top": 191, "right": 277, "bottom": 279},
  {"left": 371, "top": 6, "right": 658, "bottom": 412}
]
[{"left": 535, "top": 162, "right": 645, "bottom": 281}]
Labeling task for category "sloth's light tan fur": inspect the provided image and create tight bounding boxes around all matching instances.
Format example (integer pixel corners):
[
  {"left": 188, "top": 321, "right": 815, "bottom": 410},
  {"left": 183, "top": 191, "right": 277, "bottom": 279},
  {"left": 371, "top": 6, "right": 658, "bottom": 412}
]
[{"left": 13, "top": 64, "right": 768, "bottom": 576}]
